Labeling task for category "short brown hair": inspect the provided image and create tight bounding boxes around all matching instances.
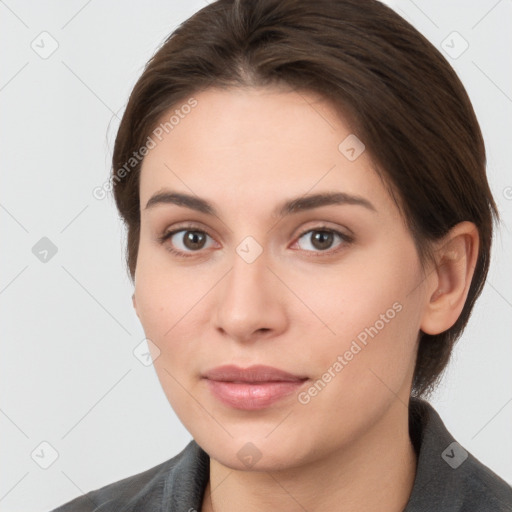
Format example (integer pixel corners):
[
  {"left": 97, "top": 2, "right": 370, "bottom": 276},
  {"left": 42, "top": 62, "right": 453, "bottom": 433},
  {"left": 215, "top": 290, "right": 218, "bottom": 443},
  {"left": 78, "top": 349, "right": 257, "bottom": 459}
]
[{"left": 111, "top": 0, "right": 499, "bottom": 397}]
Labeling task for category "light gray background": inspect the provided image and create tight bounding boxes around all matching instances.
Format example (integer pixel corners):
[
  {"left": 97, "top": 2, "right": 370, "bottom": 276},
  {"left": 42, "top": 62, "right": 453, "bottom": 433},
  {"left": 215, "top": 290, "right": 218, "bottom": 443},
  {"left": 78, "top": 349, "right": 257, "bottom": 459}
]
[{"left": 0, "top": 1, "right": 511, "bottom": 510}]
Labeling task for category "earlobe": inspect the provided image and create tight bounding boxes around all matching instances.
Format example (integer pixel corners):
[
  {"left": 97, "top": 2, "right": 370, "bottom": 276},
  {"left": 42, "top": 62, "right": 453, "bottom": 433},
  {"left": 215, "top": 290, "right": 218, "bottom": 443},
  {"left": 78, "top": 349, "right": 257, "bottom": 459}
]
[{"left": 420, "top": 221, "right": 479, "bottom": 335}]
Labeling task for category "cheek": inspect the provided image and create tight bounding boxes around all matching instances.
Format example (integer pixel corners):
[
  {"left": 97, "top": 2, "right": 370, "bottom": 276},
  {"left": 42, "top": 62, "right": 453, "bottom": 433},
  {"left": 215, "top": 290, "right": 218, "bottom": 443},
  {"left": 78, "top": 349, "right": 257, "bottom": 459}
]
[
  {"left": 134, "top": 265, "right": 204, "bottom": 422},
  {"left": 289, "top": 277, "right": 421, "bottom": 441},
  {"left": 134, "top": 246, "right": 203, "bottom": 340},
  {"left": 133, "top": 255, "right": 215, "bottom": 387},
  {"left": 294, "top": 246, "right": 422, "bottom": 387}
]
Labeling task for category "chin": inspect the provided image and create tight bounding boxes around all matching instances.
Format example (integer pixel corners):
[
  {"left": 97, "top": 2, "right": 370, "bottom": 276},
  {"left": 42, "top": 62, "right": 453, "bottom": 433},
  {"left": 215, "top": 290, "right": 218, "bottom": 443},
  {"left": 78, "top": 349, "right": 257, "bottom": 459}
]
[{"left": 199, "top": 429, "right": 320, "bottom": 473}]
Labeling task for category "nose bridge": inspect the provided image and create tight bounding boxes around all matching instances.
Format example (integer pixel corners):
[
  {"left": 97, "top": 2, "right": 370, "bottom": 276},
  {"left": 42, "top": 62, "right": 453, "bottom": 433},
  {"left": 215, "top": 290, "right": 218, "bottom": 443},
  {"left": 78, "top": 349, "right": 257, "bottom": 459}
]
[
  {"left": 224, "top": 242, "right": 271, "bottom": 308},
  {"left": 213, "top": 240, "right": 285, "bottom": 339}
]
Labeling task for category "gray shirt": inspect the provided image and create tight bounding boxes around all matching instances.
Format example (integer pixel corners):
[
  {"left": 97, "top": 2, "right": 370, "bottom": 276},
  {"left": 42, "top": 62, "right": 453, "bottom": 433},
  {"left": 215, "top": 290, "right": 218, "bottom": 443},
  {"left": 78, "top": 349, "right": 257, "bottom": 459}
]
[{"left": 50, "top": 398, "right": 512, "bottom": 511}]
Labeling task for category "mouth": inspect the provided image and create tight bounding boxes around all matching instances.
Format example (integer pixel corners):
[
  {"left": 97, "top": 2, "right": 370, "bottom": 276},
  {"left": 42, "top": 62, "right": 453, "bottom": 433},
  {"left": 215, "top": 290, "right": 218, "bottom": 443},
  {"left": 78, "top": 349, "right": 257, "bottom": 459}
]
[
  {"left": 201, "top": 364, "right": 309, "bottom": 410},
  {"left": 201, "top": 364, "right": 308, "bottom": 383}
]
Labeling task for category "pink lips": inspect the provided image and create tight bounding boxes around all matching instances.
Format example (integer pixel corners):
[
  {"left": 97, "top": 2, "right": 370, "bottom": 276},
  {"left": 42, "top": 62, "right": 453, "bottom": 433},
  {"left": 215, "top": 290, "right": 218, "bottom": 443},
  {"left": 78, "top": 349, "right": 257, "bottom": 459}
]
[{"left": 202, "top": 364, "right": 309, "bottom": 410}]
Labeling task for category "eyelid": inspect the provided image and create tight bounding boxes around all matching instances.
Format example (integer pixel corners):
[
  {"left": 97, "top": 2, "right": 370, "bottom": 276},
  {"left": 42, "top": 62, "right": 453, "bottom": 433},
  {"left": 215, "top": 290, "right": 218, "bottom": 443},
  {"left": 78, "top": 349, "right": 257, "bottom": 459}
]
[
  {"left": 292, "top": 225, "right": 353, "bottom": 256},
  {"left": 157, "top": 220, "right": 214, "bottom": 237},
  {"left": 293, "top": 219, "right": 354, "bottom": 241},
  {"left": 156, "top": 222, "right": 218, "bottom": 257},
  {"left": 157, "top": 222, "right": 353, "bottom": 257}
]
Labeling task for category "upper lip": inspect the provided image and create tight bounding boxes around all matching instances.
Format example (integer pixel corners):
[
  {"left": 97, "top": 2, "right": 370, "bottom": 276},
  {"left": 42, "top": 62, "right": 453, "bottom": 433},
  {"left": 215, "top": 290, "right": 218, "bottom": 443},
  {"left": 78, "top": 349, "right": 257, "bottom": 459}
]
[{"left": 202, "top": 364, "right": 308, "bottom": 383}]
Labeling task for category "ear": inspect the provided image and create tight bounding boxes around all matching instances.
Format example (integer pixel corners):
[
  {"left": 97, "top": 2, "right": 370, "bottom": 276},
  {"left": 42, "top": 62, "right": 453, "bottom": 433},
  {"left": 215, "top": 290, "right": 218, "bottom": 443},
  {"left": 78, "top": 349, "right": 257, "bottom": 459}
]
[
  {"left": 132, "top": 293, "right": 139, "bottom": 319},
  {"left": 420, "top": 221, "right": 480, "bottom": 335}
]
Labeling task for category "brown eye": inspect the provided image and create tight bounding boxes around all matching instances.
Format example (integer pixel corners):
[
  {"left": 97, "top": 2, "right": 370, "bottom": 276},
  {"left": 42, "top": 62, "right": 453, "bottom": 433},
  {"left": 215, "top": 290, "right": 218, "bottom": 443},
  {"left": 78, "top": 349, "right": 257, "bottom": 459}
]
[
  {"left": 159, "top": 228, "right": 216, "bottom": 256},
  {"left": 310, "top": 231, "right": 335, "bottom": 250},
  {"left": 295, "top": 228, "right": 351, "bottom": 254},
  {"left": 180, "top": 230, "right": 207, "bottom": 250}
]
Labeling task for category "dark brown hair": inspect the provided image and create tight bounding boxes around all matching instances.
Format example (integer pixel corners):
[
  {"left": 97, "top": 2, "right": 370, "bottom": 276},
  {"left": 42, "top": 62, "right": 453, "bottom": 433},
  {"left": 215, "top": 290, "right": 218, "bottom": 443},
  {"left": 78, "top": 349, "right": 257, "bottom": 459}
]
[{"left": 111, "top": 0, "right": 499, "bottom": 398}]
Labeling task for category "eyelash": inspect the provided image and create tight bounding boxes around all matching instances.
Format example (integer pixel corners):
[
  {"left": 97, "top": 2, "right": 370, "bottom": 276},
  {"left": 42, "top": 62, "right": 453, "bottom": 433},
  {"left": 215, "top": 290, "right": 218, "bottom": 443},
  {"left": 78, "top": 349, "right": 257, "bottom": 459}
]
[{"left": 156, "top": 223, "right": 354, "bottom": 259}]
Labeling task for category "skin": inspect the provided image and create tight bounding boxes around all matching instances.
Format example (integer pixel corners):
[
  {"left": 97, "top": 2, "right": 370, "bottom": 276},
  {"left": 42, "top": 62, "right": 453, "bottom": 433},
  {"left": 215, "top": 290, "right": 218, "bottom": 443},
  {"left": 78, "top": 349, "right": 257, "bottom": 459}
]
[{"left": 132, "top": 85, "right": 479, "bottom": 512}]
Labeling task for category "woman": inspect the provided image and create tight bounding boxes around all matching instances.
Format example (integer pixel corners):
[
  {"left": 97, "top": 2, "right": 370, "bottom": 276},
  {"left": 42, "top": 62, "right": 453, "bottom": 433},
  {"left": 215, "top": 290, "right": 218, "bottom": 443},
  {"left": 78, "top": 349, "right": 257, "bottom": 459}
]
[{"left": 51, "top": 0, "right": 512, "bottom": 510}]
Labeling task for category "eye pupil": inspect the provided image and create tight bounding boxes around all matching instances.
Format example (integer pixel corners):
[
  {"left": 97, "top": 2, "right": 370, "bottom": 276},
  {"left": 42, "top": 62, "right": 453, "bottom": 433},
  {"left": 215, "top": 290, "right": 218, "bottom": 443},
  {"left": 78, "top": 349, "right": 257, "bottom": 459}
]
[
  {"left": 184, "top": 231, "right": 206, "bottom": 250},
  {"left": 312, "top": 231, "right": 334, "bottom": 250}
]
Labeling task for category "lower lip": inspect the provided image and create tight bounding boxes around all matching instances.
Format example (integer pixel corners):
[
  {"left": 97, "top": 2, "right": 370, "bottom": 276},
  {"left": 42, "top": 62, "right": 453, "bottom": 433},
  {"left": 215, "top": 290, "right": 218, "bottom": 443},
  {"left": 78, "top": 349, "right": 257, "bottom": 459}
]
[{"left": 204, "top": 379, "right": 308, "bottom": 410}]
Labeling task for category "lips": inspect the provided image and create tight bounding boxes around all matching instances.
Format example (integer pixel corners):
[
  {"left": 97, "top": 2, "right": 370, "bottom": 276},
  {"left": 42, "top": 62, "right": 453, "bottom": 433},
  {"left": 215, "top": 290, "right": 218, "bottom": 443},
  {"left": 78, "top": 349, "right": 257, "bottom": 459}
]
[
  {"left": 201, "top": 364, "right": 307, "bottom": 383},
  {"left": 201, "top": 364, "right": 309, "bottom": 410}
]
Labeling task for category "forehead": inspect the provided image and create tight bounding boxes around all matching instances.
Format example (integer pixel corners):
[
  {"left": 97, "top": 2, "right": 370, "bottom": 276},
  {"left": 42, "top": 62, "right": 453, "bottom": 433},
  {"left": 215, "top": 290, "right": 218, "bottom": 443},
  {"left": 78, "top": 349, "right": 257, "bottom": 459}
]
[{"left": 138, "top": 86, "right": 392, "bottom": 215}]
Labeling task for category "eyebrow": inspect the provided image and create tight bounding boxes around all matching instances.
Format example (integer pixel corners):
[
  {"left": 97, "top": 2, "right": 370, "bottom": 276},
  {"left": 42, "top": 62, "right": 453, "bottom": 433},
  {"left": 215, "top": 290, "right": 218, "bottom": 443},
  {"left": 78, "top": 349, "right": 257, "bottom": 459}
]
[{"left": 144, "top": 189, "right": 377, "bottom": 217}]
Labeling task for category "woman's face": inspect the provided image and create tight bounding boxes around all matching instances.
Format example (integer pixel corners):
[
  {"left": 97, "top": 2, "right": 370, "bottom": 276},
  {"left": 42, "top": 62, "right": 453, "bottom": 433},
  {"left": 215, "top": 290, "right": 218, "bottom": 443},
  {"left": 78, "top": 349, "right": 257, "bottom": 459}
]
[{"left": 133, "top": 86, "right": 429, "bottom": 470}]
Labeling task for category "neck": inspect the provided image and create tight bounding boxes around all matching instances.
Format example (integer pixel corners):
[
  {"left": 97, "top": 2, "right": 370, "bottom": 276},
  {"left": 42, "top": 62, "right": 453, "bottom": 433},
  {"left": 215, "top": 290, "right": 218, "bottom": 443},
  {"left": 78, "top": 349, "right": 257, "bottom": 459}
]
[{"left": 202, "top": 398, "right": 417, "bottom": 512}]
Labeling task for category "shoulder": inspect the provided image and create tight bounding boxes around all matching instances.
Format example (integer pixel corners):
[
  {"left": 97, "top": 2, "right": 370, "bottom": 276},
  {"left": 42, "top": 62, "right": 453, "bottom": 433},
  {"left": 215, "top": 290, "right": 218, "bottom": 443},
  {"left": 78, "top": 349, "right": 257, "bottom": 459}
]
[
  {"left": 406, "top": 398, "right": 512, "bottom": 512},
  {"left": 49, "top": 458, "right": 173, "bottom": 512},
  {"left": 48, "top": 440, "right": 209, "bottom": 512},
  {"left": 456, "top": 450, "right": 512, "bottom": 511}
]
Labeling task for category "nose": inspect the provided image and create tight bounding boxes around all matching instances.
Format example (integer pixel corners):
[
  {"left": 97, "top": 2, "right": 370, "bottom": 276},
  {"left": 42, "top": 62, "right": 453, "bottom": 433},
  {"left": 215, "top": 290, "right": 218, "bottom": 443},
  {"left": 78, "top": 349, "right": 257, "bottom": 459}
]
[{"left": 213, "top": 249, "right": 288, "bottom": 344}]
